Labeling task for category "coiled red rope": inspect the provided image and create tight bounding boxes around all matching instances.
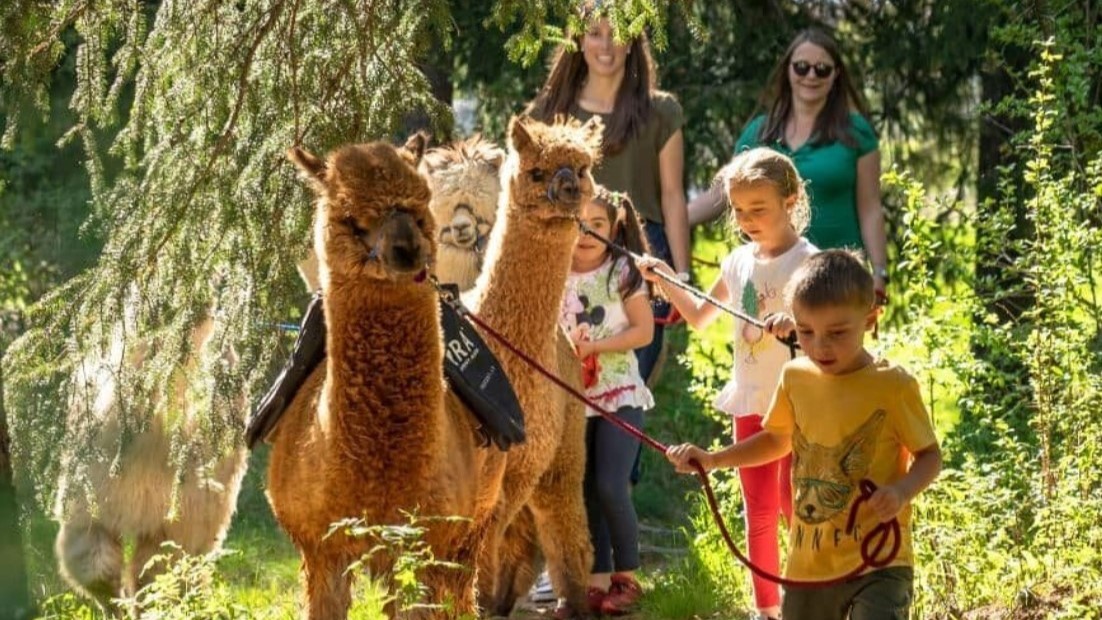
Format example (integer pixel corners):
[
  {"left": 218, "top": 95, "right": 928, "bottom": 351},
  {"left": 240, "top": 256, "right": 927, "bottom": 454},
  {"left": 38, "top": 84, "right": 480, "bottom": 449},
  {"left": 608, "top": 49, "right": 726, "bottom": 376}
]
[{"left": 458, "top": 306, "right": 901, "bottom": 588}]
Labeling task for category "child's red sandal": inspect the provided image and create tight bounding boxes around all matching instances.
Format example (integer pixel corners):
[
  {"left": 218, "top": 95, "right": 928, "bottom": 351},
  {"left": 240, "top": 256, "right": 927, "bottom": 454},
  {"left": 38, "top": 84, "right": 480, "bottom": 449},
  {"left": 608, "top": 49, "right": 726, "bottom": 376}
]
[{"left": 599, "top": 574, "right": 642, "bottom": 616}]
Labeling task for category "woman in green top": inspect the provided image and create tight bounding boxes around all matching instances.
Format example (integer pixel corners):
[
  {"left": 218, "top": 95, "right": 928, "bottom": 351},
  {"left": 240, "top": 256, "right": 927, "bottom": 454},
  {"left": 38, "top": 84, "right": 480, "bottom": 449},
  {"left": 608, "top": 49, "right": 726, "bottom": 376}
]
[
  {"left": 690, "top": 28, "right": 889, "bottom": 301},
  {"left": 528, "top": 1, "right": 690, "bottom": 385}
]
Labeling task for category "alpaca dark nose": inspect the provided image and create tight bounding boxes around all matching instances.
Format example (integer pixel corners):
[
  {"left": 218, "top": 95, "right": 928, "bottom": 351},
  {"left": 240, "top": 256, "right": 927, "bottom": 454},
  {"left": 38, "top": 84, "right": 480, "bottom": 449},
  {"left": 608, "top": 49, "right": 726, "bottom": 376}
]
[
  {"left": 548, "top": 167, "right": 580, "bottom": 204},
  {"left": 385, "top": 213, "right": 426, "bottom": 273}
]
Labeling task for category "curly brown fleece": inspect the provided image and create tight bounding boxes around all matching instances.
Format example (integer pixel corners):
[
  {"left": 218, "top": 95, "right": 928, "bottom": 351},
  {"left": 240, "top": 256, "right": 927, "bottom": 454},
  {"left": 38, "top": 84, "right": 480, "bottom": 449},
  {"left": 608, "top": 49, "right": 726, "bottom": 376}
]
[
  {"left": 457, "top": 114, "right": 604, "bottom": 618},
  {"left": 266, "top": 135, "right": 500, "bottom": 620}
]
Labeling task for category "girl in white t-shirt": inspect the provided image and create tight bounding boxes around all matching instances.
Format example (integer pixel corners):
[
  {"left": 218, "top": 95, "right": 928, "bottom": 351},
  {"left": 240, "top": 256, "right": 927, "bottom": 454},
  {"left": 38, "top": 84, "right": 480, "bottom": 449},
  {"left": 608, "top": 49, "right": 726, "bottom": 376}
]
[
  {"left": 558, "top": 186, "right": 654, "bottom": 617},
  {"left": 639, "top": 148, "right": 817, "bottom": 620}
]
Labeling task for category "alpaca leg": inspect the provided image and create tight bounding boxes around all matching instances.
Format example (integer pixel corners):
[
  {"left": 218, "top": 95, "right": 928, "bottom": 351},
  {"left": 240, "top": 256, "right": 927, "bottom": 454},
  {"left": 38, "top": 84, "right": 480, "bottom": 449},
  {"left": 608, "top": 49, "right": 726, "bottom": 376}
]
[
  {"left": 55, "top": 517, "right": 124, "bottom": 614},
  {"left": 476, "top": 484, "right": 536, "bottom": 616},
  {"left": 492, "top": 508, "right": 541, "bottom": 614},
  {"left": 419, "top": 560, "right": 477, "bottom": 619},
  {"left": 529, "top": 494, "right": 592, "bottom": 618},
  {"left": 128, "top": 530, "right": 172, "bottom": 598},
  {"left": 527, "top": 416, "right": 591, "bottom": 619},
  {"left": 302, "top": 550, "right": 353, "bottom": 620}
]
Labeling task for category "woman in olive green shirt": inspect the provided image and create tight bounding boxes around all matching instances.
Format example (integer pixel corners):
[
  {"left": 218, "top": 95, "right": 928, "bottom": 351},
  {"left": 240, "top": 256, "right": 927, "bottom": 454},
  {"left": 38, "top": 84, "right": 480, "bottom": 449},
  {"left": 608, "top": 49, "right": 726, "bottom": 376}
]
[
  {"left": 528, "top": 5, "right": 690, "bottom": 385},
  {"left": 690, "top": 29, "right": 889, "bottom": 302}
]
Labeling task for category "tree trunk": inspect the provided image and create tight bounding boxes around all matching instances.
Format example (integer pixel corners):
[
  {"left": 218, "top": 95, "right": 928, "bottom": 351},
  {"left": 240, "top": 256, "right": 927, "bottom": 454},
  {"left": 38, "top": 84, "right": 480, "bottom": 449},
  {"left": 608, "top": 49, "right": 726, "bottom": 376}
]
[
  {"left": 0, "top": 356, "right": 34, "bottom": 619},
  {"left": 964, "top": 31, "right": 1035, "bottom": 445}
]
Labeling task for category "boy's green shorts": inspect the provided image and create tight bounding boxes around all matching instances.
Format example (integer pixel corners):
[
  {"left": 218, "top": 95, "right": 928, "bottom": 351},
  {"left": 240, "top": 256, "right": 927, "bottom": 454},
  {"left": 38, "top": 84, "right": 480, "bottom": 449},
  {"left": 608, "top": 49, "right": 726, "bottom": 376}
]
[{"left": 782, "top": 566, "right": 913, "bottom": 619}]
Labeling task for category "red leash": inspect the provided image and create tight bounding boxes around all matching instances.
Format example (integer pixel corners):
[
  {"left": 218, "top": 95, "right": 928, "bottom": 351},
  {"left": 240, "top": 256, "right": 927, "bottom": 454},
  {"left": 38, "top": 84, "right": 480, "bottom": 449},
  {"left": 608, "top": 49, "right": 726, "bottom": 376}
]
[{"left": 459, "top": 308, "right": 901, "bottom": 588}]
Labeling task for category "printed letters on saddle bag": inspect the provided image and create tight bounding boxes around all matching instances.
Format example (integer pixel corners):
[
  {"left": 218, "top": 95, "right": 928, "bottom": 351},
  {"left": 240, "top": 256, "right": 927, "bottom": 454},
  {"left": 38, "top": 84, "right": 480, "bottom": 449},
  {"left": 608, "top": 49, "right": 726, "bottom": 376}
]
[{"left": 437, "top": 283, "right": 526, "bottom": 451}]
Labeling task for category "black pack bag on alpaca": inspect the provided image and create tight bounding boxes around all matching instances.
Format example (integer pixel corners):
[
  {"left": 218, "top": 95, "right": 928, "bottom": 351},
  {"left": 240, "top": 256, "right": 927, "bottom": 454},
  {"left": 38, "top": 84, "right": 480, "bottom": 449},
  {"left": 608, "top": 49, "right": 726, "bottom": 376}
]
[
  {"left": 246, "top": 289, "right": 526, "bottom": 451},
  {"left": 437, "top": 283, "right": 526, "bottom": 451},
  {"left": 246, "top": 294, "right": 327, "bottom": 448}
]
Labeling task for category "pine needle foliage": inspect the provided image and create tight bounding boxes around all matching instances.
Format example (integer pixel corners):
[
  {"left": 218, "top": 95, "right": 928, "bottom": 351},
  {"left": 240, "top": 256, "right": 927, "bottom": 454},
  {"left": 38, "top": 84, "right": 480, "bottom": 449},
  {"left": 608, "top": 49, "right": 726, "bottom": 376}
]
[
  {"left": 0, "top": 0, "right": 454, "bottom": 512},
  {"left": 0, "top": 0, "right": 690, "bottom": 515}
]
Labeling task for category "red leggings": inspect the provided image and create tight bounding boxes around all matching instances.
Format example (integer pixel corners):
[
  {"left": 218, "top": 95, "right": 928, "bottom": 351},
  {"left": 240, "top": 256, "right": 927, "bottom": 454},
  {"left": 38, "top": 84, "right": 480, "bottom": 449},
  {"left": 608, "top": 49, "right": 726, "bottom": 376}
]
[{"left": 735, "top": 414, "right": 792, "bottom": 610}]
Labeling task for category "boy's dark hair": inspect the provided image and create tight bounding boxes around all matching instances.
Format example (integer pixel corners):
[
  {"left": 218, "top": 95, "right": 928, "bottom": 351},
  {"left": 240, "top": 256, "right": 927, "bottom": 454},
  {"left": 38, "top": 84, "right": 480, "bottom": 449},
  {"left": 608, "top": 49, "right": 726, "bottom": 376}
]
[{"left": 786, "top": 249, "right": 874, "bottom": 310}]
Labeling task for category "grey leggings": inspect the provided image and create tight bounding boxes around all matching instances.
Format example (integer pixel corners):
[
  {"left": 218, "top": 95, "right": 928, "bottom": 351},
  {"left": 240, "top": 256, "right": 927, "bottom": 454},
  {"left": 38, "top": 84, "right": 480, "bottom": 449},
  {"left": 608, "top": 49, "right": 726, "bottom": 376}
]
[{"left": 584, "top": 406, "right": 644, "bottom": 574}]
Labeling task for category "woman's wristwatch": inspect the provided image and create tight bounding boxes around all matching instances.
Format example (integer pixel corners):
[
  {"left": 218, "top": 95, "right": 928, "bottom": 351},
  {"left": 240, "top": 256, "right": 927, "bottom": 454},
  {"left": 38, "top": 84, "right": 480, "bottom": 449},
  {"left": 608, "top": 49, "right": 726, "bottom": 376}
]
[
  {"left": 675, "top": 272, "right": 692, "bottom": 284},
  {"left": 873, "top": 265, "right": 889, "bottom": 283}
]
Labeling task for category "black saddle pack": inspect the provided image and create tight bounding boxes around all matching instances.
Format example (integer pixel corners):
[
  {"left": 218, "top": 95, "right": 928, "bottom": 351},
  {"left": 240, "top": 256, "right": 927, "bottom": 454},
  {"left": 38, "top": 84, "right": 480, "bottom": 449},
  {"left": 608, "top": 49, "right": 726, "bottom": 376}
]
[
  {"left": 437, "top": 282, "right": 526, "bottom": 451},
  {"left": 245, "top": 288, "right": 526, "bottom": 451}
]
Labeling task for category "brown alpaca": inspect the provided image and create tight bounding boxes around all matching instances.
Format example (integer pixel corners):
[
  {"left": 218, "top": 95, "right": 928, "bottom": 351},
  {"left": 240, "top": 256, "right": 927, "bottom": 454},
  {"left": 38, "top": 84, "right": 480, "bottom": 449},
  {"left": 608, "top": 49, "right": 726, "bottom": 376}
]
[
  {"left": 421, "top": 135, "right": 505, "bottom": 293},
  {"left": 458, "top": 115, "right": 602, "bottom": 617},
  {"left": 266, "top": 135, "right": 500, "bottom": 620}
]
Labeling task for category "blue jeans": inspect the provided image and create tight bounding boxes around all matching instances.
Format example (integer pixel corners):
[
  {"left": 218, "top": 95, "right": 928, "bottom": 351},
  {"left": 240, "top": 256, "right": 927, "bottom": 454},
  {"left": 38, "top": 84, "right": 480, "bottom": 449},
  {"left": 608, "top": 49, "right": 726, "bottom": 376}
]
[
  {"left": 629, "top": 220, "right": 672, "bottom": 486},
  {"left": 636, "top": 219, "right": 672, "bottom": 384}
]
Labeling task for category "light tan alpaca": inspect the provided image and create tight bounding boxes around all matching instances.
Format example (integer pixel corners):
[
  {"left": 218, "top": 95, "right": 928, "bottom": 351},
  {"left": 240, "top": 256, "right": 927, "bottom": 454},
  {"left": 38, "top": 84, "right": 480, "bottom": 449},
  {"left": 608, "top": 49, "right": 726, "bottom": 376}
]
[
  {"left": 54, "top": 310, "right": 247, "bottom": 614},
  {"left": 459, "top": 115, "right": 601, "bottom": 618},
  {"left": 421, "top": 135, "right": 505, "bottom": 292},
  {"left": 266, "top": 135, "right": 502, "bottom": 620}
]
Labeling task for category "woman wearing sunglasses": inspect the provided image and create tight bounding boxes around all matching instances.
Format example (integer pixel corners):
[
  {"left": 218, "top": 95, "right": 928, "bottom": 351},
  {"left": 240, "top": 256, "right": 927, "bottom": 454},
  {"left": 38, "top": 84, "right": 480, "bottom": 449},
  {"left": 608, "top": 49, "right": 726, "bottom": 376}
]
[{"left": 690, "top": 28, "right": 888, "bottom": 305}]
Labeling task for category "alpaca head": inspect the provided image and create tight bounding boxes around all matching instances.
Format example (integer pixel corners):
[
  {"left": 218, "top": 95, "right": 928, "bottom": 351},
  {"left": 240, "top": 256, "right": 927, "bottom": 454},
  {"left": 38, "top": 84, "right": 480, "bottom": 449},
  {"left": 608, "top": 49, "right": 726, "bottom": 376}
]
[
  {"left": 421, "top": 134, "right": 504, "bottom": 252},
  {"left": 506, "top": 114, "right": 603, "bottom": 224},
  {"left": 289, "top": 133, "right": 435, "bottom": 282}
]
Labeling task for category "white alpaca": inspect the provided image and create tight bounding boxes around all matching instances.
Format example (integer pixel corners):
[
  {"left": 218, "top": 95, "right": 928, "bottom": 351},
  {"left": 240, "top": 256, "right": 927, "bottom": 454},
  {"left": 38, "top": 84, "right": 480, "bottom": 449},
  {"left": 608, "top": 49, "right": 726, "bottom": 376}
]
[
  {"left": 421, "top": 134, "right": 505, "bottom": 292},
  {"left": 54, "top": 310, "right": 247, "bottom": 612}
]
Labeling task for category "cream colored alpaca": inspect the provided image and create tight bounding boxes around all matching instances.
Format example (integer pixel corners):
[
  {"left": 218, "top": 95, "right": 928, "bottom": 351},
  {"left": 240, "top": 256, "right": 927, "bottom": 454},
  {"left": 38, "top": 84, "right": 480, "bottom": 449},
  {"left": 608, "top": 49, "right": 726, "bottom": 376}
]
[
  {"left": 297, "top": 135, "right": 506, "bottom": 294},
  {"left": 460, "top": 115, "right": 602, "bottom": 617},
  {"left": 54, "top": 311, "right": 247, "bottom": 613},
  {"left": 421, "top": 135, "right": 505, "bottom": 292}
]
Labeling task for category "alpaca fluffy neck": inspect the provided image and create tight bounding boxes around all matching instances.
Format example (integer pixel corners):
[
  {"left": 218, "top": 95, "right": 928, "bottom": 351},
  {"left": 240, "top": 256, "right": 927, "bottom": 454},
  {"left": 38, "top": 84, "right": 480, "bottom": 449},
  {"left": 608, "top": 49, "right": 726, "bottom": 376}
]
[
  {"left": 322, "top": 277, "right": 444, "bottom": 471},
  {"left": 472, "top": 200, "right": 576, "bottom": 351}
]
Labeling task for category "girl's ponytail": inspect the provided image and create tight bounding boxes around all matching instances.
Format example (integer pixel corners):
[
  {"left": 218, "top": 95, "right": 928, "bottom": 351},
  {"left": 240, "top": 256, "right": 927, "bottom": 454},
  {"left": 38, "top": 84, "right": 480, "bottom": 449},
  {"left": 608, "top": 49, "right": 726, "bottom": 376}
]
[{"left": 610, "top": 192, "right": 652, "bottom": 299}]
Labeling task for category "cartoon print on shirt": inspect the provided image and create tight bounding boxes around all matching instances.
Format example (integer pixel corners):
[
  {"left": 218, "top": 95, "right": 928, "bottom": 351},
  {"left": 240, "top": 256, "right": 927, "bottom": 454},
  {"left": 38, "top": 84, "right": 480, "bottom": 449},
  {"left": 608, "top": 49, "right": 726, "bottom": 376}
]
[
  {"left": 739, "top": 278, "right": 780, "bottom": 364},
  {"left": 792, "top": 410, "right": 886, "bottom": 526},
  {"left": 562, "top": 291, "right": 606, "bottom": 387}
]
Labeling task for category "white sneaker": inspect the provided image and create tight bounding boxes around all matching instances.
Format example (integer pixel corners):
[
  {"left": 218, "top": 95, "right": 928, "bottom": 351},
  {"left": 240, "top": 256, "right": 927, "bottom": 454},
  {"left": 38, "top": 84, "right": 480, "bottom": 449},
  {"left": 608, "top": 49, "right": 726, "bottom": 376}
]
[{"left": 528, "top": 570, "right": 555, "bottom": 603}]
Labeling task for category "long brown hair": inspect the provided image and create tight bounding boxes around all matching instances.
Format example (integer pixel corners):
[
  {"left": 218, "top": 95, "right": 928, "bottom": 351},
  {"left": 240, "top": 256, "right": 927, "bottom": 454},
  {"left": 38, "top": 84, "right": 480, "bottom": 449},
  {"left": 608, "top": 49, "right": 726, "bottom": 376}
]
[
  {"left": 591, "top": 186, "right": 651, "bottom": 299},
  {"left": 527, "top": 8, "right": 657, "bottom": 156},
  {"left": 755, "top": 28, "right": 871, "bottom": 149}
]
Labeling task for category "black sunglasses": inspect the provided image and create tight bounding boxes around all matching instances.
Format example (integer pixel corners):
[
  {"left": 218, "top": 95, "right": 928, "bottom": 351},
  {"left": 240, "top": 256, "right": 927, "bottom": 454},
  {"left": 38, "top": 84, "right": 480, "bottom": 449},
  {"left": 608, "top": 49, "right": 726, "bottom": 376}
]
[{"left": 791, "top": 60, "right": 835, "bottom": 79}]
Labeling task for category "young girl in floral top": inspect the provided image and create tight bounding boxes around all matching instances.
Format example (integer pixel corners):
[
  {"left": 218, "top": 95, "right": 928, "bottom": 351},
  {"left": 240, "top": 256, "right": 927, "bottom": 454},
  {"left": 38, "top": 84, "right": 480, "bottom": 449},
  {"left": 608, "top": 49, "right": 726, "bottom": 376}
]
[{"left": 558, "top": 186, "right": 653, "bottom": 617}]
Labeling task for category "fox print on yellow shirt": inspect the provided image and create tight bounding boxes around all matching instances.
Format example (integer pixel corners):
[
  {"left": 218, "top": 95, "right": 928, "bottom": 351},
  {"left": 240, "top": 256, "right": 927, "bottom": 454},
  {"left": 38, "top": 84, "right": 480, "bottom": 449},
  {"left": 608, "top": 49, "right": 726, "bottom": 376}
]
[
  {"left": 791, "top": 410, "right": 884, "bottom": 525},
  {"left": 763, "top": 357, "right": 937, "bottom": 581}
]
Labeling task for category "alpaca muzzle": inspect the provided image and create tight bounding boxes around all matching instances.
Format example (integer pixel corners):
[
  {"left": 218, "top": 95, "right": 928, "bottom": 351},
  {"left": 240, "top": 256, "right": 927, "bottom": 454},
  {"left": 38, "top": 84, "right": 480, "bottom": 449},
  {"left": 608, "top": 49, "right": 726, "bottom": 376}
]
[
  {"left": 546, "top": 167, "right": 580, "bottom": 204},
  {"left": 381, "top": 212, "right": 431, "bottom": 276}
]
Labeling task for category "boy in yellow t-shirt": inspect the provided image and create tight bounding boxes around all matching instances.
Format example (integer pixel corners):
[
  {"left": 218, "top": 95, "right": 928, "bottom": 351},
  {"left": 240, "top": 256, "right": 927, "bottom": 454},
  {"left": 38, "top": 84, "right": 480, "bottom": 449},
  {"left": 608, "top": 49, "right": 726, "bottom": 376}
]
[{"left": 667, "top": 250, "right": 942, "bottom": 619}]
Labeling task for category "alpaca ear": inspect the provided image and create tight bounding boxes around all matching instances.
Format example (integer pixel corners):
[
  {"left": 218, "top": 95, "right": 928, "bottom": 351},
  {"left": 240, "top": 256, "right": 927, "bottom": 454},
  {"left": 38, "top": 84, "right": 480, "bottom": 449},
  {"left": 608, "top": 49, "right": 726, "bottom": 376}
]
[
  {"left": 420, "top": 148, "right": 448, "bottom": 174},
  {"left": 484, "top": 147, "right": 506, "bottom": 172},
  {"left": 509, "top": 115, "right": 535, "bottom": 155},
  {"left": 288, "top": 146, "right": 327, "bottom": 188},
  {"left": 401, "top": 131, "right": 429, "bottom": 166},
  {"left": 581, "top": 116, "right": 604, "bottom": 153}
]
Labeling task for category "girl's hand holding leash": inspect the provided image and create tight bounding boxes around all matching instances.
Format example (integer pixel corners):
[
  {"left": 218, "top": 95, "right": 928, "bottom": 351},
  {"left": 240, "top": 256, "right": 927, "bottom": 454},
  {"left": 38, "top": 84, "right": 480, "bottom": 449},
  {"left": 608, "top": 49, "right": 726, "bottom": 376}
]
[
  {"left": 635, "top": 255, "right": 674, "bottom": 283},
  {"left": 763, "top": 312, "right": 796, "bottom": 341},
  {"left": 666, "top": 443, "right": 713, "bottom": 474},
  {"left": 573, "top": 339, "right": 597, "bottom": 359}
]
